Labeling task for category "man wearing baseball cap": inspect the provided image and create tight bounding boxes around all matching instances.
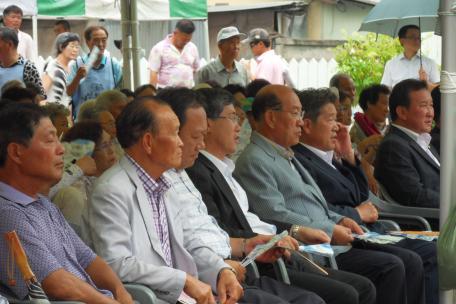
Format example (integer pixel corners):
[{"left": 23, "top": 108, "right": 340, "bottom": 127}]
[
  {"left": 245, "top": 28, "right": 294, "bottom": 87},
  {"left": 196, "top": 26, "right": 249, "bottom": 87}
]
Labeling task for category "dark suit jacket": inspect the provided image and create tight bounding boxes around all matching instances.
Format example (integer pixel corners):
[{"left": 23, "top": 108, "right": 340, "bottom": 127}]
[
  {"left": 186, "top": 153, "right": 257, "bottom": 239},
  {"left": 293, "top": 144, "right": 386, "bottom": 233},
  {"left": 374, "top": 126, "right": 440, "bottom": 208}
]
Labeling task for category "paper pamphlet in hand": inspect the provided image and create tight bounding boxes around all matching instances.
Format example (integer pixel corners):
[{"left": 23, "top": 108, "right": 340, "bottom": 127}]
[
  {"left": 353, "top": 232, "right": 404, "bottom": 244},
  {"left": 177, "top": 292, "right": 196, "bottom": 304},
  {"left": 177, "top": 292, "right": 239, "bottom": 304},
  {"left": 299, "top": 243, "right": 334, "bottom": 257},
  {"left": 62, "top": 139, "right": 95, "bottom": 170},
  {"left": 240, "top": 230, "right": 289, "bottom": 267},
  {"left": 388, "top": 231, "right": 438, "bottom": 241}
]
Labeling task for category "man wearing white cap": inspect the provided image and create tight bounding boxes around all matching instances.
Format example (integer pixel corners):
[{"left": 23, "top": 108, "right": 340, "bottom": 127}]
[
  {"left": 245, "top": 28, "right": 294, "bottom": 87},
  {"left": 196, "top": 26, "right": 249, "bottom": 87}
]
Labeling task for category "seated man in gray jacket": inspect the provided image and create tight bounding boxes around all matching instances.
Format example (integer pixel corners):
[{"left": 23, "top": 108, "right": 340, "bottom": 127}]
[
  {"left": 84, "top": 97, "right": 243, "bottom": 304},
  {"left": 234, "top": 85, "right": 425, "bottom": 304}
]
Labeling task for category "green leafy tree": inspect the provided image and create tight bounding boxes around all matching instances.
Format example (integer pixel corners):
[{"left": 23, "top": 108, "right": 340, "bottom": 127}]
[{"left": 334, "top": 33, "right": 402, "bottom": 103}]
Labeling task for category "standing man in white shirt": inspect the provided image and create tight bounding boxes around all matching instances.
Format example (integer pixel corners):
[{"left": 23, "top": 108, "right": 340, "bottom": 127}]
[
  {"left": 2, "top": 5, "right": 37, "bottom": 63},
  {"left": 244, "top": 28, "right": 294, "bottom": 87},
  {"left": 381, "top": 25, "right": 439, "bottom": 88},
  {"left": 148, "top": 20, "right": 200, "bottom": 89}
]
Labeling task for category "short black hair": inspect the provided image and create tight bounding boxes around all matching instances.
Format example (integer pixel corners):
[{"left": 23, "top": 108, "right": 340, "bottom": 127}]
[
  {"left": 197, "top": 88, "right": 235, "bottom": 119},
  {"left": 116, "top": 97, "right": 168, "bottom": 149},
  {"left": 156, "top": 87, "right": 205, "bottom": 128},
  {"left": 55, "top": 20, "right": 71, "bottom": 31},
  {"left": 252, "top": 88, "right": 282, "bottom": 121},
  {"left": 0, "top": 27, "right": 19, "bottom": 48},
  {"left": 134, "top": 84, "right": 156, "bottom": 98},
  {"left": 84, "top": 25, "right": 109, "bottom": 42},
  {"left": 251, "top": 39, "right": 271, "bottom": 48},
  {"left": 246, "top": 79, "right": 271, "bottom": 98},
  {"left": 431, "top": 86, "right": 441, "bottom": 124},
  {"left": 329, "top": 73, "right": 351, "bottom": 89},
  {"left": 398, "top": 25, "right": 420, "bottom": 39},
  {"left": 224, "top": 84, "right": 247, "bottom": 97},
  {"left": 62, "top": 121, "right": 104, "bottom": 147},
  {"left": 3, "top": 5, "right": 23, "bottom": 16},
  {"left": 0, "top": 103, "right": 48, "bottom": 166},
  {"left": 1, "top": 87, "right": 35, "bottom": 103},
  {"left": 175, "top": 20, "right": 195, "bottom": 35},
  {"left": 120, "top": 88, "right": 135, "bottom": 98},
  {"left": 299, "top": 88, "right": 338, "bottom": 122},
  {"left": 358, "top": 84, "right": 391, "bottom": 112},
  {"left": 389, "top": 79, "right": 428, "bottom": 121}
]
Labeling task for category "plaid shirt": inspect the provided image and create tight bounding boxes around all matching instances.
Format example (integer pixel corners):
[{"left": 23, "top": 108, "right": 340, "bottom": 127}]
[
  {"left": 127, "top": 156, "right": 173, "bottom": 267},
  {"left": 0, "top": 182, "right": 111, "bottom": 300}
]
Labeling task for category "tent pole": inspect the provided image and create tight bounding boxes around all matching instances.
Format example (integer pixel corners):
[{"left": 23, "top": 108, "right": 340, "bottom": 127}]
[
  {"left": 203, "top": 19, "right": 210, "bottom": 61},
  {"left": 131, "top": 0, "right": 141, "bottom": 88},
  {"left": 32, "top": 15, "right": 38, "bottom": 62},
  {"left": 120, "top": 0, "right": 132, "bottom": 90},
  {"left": 439, "top": 0, "right": 456, "bottom": 300}
]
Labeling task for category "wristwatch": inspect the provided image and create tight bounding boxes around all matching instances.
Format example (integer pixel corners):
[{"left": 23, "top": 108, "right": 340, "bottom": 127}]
[
  {"left": 290, "top": 224, "right": 301, "bottom": 239},
  {"left": 217, "top": 267, "right": 237, "bottom": 283}
]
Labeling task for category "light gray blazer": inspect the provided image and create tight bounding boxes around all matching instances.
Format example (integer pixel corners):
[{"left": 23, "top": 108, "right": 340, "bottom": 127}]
[
  {"left": 234, "top": 132, "right": 344, "bottom": 238},
  {"left": 83, "top": 156, "right": 227, "bottom": 304}
]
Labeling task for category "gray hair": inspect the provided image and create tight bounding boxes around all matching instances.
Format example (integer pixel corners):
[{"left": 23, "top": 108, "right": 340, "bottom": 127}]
[{"left": 95, "top": 90, "right": 128, "bottom": 112}]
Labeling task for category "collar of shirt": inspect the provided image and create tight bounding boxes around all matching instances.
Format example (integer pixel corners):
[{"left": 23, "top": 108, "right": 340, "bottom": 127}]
[
  {"left": 300, "top": 143, "right": 334, "bottom": 166},
  {"left": 398, "top": 52, "right": 420, "bottom": 61},
  {"left": 255, "top": 131, "right": 295, "bottom": 161},
  {"left": 200, "top": 150, "right": 235, "bottom": 176},
  {"left": 392, "top": 124, "right": 432, "bottom": 149},
  {"left": 214, "top": 56, "right": 241, "bottom": 73},
  {"left": 255, "top": 49, "right": 275, "bottom": 62},
  {"left": 0, "top": 55, "right": 25, "bottom": 68},
  {"left": 0, "top": 181, "right": 38, "bottom": 206},
  {"left": 126, "top": 155, "right": 171, "bottom": 194}
]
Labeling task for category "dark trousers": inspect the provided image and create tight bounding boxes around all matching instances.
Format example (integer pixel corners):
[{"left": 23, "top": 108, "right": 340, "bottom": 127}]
[
  {"left": 258, "top": 257, "right": 376, "bottom": 304},
  {"left": 242, "top": 275, "right": 325, "bottom": 304},
  {"left": 336, "top": 243, "right": 424, "bottom": 304},
  {"left": 360, "top": 238, "right": 438, "bottom": 304}
]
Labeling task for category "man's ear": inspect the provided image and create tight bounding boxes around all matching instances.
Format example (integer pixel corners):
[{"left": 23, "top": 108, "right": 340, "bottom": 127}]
[
  {"left": 396, "top": 106, "right": 408, "bottom": 121},
  {"left": 263, "top": 110, "right": 276, "bottom": 129},
  {"left": 142, "top": 132, "right": 154, "bottom": 155},
  {"left": 206, "top": 118, "right": 215, "bottom": 134},
  {"left": 301, "top": 118, "right": 313, "bottom": 135},
  {"left": 7, "top": 143, "right": 25, "bottom": 165}
]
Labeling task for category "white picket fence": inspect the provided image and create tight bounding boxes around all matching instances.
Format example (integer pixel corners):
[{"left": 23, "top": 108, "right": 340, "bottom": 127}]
[{"left": 35, "top": 56, "right": 338, "bottom": 90}]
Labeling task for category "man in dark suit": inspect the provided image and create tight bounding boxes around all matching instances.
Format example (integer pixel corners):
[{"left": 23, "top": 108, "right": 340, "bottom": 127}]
[
  {"left": 293, "top": 87, "right": 438, "bottom": 304},
  {"left": 186, "top": 88, "right": 376, "bottom": 304},
  {"left": 233, "top": 84, "right": 427, "bottom": 304},
  {"left": 374, "top": 79, "right": 440, "bottom": 208}
]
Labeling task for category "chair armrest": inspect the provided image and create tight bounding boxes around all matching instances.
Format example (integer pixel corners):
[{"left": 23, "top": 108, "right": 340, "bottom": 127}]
[
  {"left": 379, "top": 212, "right": 432, "bottom": 231},
  {"left": 124, "top": 283, "right": 158, "bottom": 304},
  {"left": 272, "top": 258, "right": 291, "bottom": 285},
  {"left": 376, "top": 219, "right": 401, "bottom": 232},
  {"left": 370, "top": 190, "right": 440, "bottom": 219},
  {"left": 247, "top": 261, "right": 260, "bottom": 279}
]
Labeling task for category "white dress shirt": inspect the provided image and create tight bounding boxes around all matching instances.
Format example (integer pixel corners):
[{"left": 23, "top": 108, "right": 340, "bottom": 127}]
[
  {"left": 17, "top": 30, "right": 37, "bottom": 63},
  {"left": 301, "top": 143, "right": 336, "bottom": 170},
  {"left": 201, "top": 150, "right": 277, "bottom": 235},
  {"left": 381, "top": 53, "right": 440, "bottom": 88},
  {"left": 392, "top": 124, "right": 440, "bottom": 166}
]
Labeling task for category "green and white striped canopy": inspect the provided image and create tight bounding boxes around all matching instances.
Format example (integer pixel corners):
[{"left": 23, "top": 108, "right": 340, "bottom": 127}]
[{"left": 1, "top": 0, "right": 207, "bottom": 20}]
